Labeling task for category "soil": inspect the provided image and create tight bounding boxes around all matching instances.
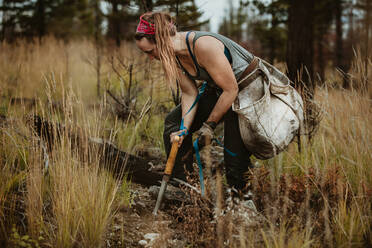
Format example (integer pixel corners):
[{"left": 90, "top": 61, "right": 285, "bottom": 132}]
[
  {"left": 107, "top": 182, "right": 188, "bottom": 248},
  {"left": 105, "top": 145, "right": 226, "bottom": 247},
  {"left": 105, "top": 144, "right": 261, "bottom": 247}
]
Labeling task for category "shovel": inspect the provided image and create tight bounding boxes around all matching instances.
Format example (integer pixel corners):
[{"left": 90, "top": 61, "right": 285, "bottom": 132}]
[{"left": 153, "top": 135, "right": 180, "bottom": 215}]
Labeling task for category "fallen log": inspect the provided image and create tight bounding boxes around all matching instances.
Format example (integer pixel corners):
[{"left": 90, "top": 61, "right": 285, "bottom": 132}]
[
  {"left": 29, "top": 115, "right": 164, "bottom": 186},
  {"left": 7, "top": 97, "right": 36, "bottom": 107},
  {"left": 4, "top": 96, "right": 64, "bottom": 111},
  {"left": 90, "top": 138, "right": 163, "bottom": 186}
]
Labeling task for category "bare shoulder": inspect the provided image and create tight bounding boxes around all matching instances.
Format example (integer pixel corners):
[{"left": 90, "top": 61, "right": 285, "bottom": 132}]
[
  {"left": 194, "top": 35, "right": 224, "bottom": 54},
  {"left": 193, "top": 35, "right": 225, "bottom": 66}
]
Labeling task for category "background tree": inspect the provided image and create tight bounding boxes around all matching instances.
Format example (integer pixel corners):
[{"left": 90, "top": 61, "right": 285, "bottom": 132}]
[
  {"left": 286, "top": 0, "right": 315, "bottom": 94},
  {"left": 143, "top": 0, "right": 206, "bottom": 30},
  {"left": 104, "top": 0, "right": 139, "bottom": 47},
  {"left": 0, "top": 0, "right": 370, "bottom": 95},
  {"left": 93, "top": 0, "right": 103, "bottom": 97},
  {"left": 33, "top": 0, "right": 47, "bottom": 42},
  {"left": 219, "top": 0, "right": 248, "bottom": 42},
  {"left": 343, "top": 0, "right": 356, "bottom": 88},
  {"left": 333, "top": 0, "right": 351, "bottom": 87},
  {"left": 0, "top": 0, "right": 39, "bottom": 41},
  {"left": 356, "top": 0, "right": 371, "bottom": 91},
  {"left": 102, "top": 0, "right": 205, "bottom": 47},
  {"left": 0, "top": 0, "right": 95, "bottom": 42},
  {"left": 138, "top": 0, "right": 153, "bottom": 11},
  {"left": 48, "top": 0, "right": 95, "bottom": 40},
  {"left": 249, "top": 0, "right": 287, "bottom": 63},
  {"left": 313, "top": 0, "right": 335, "bottom": 84}
]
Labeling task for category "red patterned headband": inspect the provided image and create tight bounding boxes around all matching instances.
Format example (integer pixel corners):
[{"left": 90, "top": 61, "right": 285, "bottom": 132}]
[{"left": 136, "top": 15, "right": 155, "bottom": 35}]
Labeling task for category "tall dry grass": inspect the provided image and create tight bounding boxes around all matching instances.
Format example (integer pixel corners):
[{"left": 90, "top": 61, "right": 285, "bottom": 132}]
[{"left": 0, "top": 38, "right": 142, "bottom": 247}]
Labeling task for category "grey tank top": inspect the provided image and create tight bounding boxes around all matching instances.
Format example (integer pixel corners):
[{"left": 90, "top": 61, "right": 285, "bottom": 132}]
[{"left": 177, "top": 31, "right": 255, "bottom": 87}]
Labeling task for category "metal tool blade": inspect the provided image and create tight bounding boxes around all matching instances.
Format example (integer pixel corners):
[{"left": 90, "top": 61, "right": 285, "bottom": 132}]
[{"left": 153, "top": 178, "right": 168, "bottom": 215}]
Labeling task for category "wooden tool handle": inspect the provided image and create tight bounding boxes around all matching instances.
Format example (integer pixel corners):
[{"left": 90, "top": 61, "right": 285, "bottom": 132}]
[{"left": 164, "top": 136, "right": 180, "bottom": 175}]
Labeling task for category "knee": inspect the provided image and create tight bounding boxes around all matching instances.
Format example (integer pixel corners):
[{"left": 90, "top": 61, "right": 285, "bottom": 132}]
[
  {"left": 164, "top": 108, "right": 181, "bottom": 132},
  {"left": 164, "top": 111, "right": 175, "bottom": 126},
  {"left": 164, "top": 114, "right": 178, "bottom": 136},
  {"left": 163, "top": 112, "right": 181, "bottom": 147}
]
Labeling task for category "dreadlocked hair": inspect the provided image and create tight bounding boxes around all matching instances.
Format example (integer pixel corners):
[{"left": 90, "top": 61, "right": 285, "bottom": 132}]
[{"left": 136, "top": 12, "right": 180, "bottom": 87}]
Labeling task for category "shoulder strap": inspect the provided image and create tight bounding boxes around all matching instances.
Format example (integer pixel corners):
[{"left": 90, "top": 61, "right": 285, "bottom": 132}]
[
  {"left": 186, "top": 31, "right": 200, "bottom": 77},
  {"left": 192, "top": 32, "right": 232, "bottom": 64},
  {"left": 175, "top": 56, "right": 185, "bottom": 71}
]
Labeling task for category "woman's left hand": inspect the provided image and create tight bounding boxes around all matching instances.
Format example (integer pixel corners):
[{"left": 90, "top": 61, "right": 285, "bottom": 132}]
[{"left": 194, "top": 122, "right": 215, "bottom": 147}]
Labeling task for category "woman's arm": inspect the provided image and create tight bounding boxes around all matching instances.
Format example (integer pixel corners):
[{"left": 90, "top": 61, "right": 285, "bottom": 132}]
[
  {"left": 194, "top": 36, "right": 238, "bottom": 124},
  {"left": 179, "top": 68, "right": 199, "bottom": 131},
  {"left": 170, "top": 68, "right": 198, "bottom": 145}
]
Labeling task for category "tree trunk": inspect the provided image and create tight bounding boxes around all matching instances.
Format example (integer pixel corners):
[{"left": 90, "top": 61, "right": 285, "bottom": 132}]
[
  {"left": 1, "top": 1, "right": 6, "bottom": 41},
  {"left": 94, "top": 0, "right": 102, "bottom": 97},
  {"left": 268, "top": 0, "right": 276, "bottom": 64},
  {"left": 343, "top": 0, "right": 354, "bottom": 89},
  {"left": 335, "top": 0, "right": 347, "bottom": 86},
  {"left": 364, "top": 0, "right": 371, "bottom": 92},
  {"left": 1, "top": 0, "right": 15, "bottom": 42},
  {"left": 35, "top": 0, "right": 46, "bottom": 44},
  {"left": 141, "top": 0, "right": 153, "bottom": 12},
  {"left": 286, "top": 0, "right": 315, "bottom": 96},
  {"left": 317, "top": 33, "right": 325, "bottom": 84},
  {"left": 30, "top": 115, "right": 164, "bottom": 186},
  {"left": 112, "top": 1, "right": 121, "bottom": 47}
]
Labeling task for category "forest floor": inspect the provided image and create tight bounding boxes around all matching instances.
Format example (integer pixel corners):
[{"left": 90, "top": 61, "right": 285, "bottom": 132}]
[
  {"left": 108, "top": 182, "right": 187, "bottom": 248},
  {"left": 107, "top": 182, "right": 260, "bottom": 248},
  {"left": 105, "top": 145, "right": 261, "bottom": 248}
]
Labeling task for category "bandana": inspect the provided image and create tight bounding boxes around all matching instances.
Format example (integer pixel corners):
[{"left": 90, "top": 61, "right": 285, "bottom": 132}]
[{"left": 136, "top": 15, "right": 155, "bottom": 35}]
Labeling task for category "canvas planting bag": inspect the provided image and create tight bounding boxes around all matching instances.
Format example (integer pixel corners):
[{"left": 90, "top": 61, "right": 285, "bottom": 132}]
[{"left": 232, "top": 58, "right": 304, "bottom": 159}]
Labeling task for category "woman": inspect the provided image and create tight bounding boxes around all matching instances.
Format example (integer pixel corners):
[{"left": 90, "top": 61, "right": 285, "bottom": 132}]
[{"left": 135, "top": 12, "right": 256, "bottom": 192}]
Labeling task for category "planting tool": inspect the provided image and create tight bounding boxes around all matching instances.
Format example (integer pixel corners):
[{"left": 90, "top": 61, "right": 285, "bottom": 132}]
[{"left": 153, "top": 135, "right": 180, "bottom": 215}]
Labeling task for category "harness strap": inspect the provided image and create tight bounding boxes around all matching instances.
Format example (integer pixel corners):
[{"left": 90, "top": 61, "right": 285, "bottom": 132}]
[
  {"left": 178, "top": 82, "right": 207, "bottom": 196},
  {"left": 193, "top": 136, "right": 237, "bottom": 197},
  {"left": 193, "top": 138, "right": 205, "bottom": 196},
  {"left": 214, "top": 137, "right": 237, "bottom": 157},
  {"left": 185, "top": 31, "right": 200, "bottom": 78},
  {"left": 178, "top": 82, "right": 207, "bottom": 137}
]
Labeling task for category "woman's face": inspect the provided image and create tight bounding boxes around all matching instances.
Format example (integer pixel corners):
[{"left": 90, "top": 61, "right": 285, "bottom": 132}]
[{"left": 136, "top": 37, "right": 159, "bottom": 60}]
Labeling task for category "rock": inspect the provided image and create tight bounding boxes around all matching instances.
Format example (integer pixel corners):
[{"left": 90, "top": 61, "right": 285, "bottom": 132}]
[
  {"left": 148, "top": 186, "right": 160, "bottom": 198},
  {"left": 154, "top": 220, "right": 172, "bottom": 226},
  {"left": 241, "top": 199, "right": 257, "bottom": 212},
  {"left": 148, "top": 185, "right": 187, "bottom": 202},
  {"left": 144, "top": 233, "right": 159, "bottom": 242},
  {"left": 138, "top": 240, "right": 148, "bottom": 246},
  {"left": 130, "top": 213, "right": 140, "bottom": 218},
  {"left": 136, "top": 201, "right": 146, "bottom": 208},
  {"left": 113, "top": 225, "right": 121, "bottom": 231},
  {"left": 142, "top": 191, "right": 150, "bottom": 198}
]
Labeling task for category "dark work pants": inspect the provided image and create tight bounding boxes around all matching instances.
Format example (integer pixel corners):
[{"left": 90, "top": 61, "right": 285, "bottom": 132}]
[{"left": 163, "top": 85, "right": 253, "bottom": 190}]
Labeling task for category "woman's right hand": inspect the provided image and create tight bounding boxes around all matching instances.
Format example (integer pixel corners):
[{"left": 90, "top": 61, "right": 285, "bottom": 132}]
[{"left": 170, "top": 130, "right": 187, "bottom": 147}]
